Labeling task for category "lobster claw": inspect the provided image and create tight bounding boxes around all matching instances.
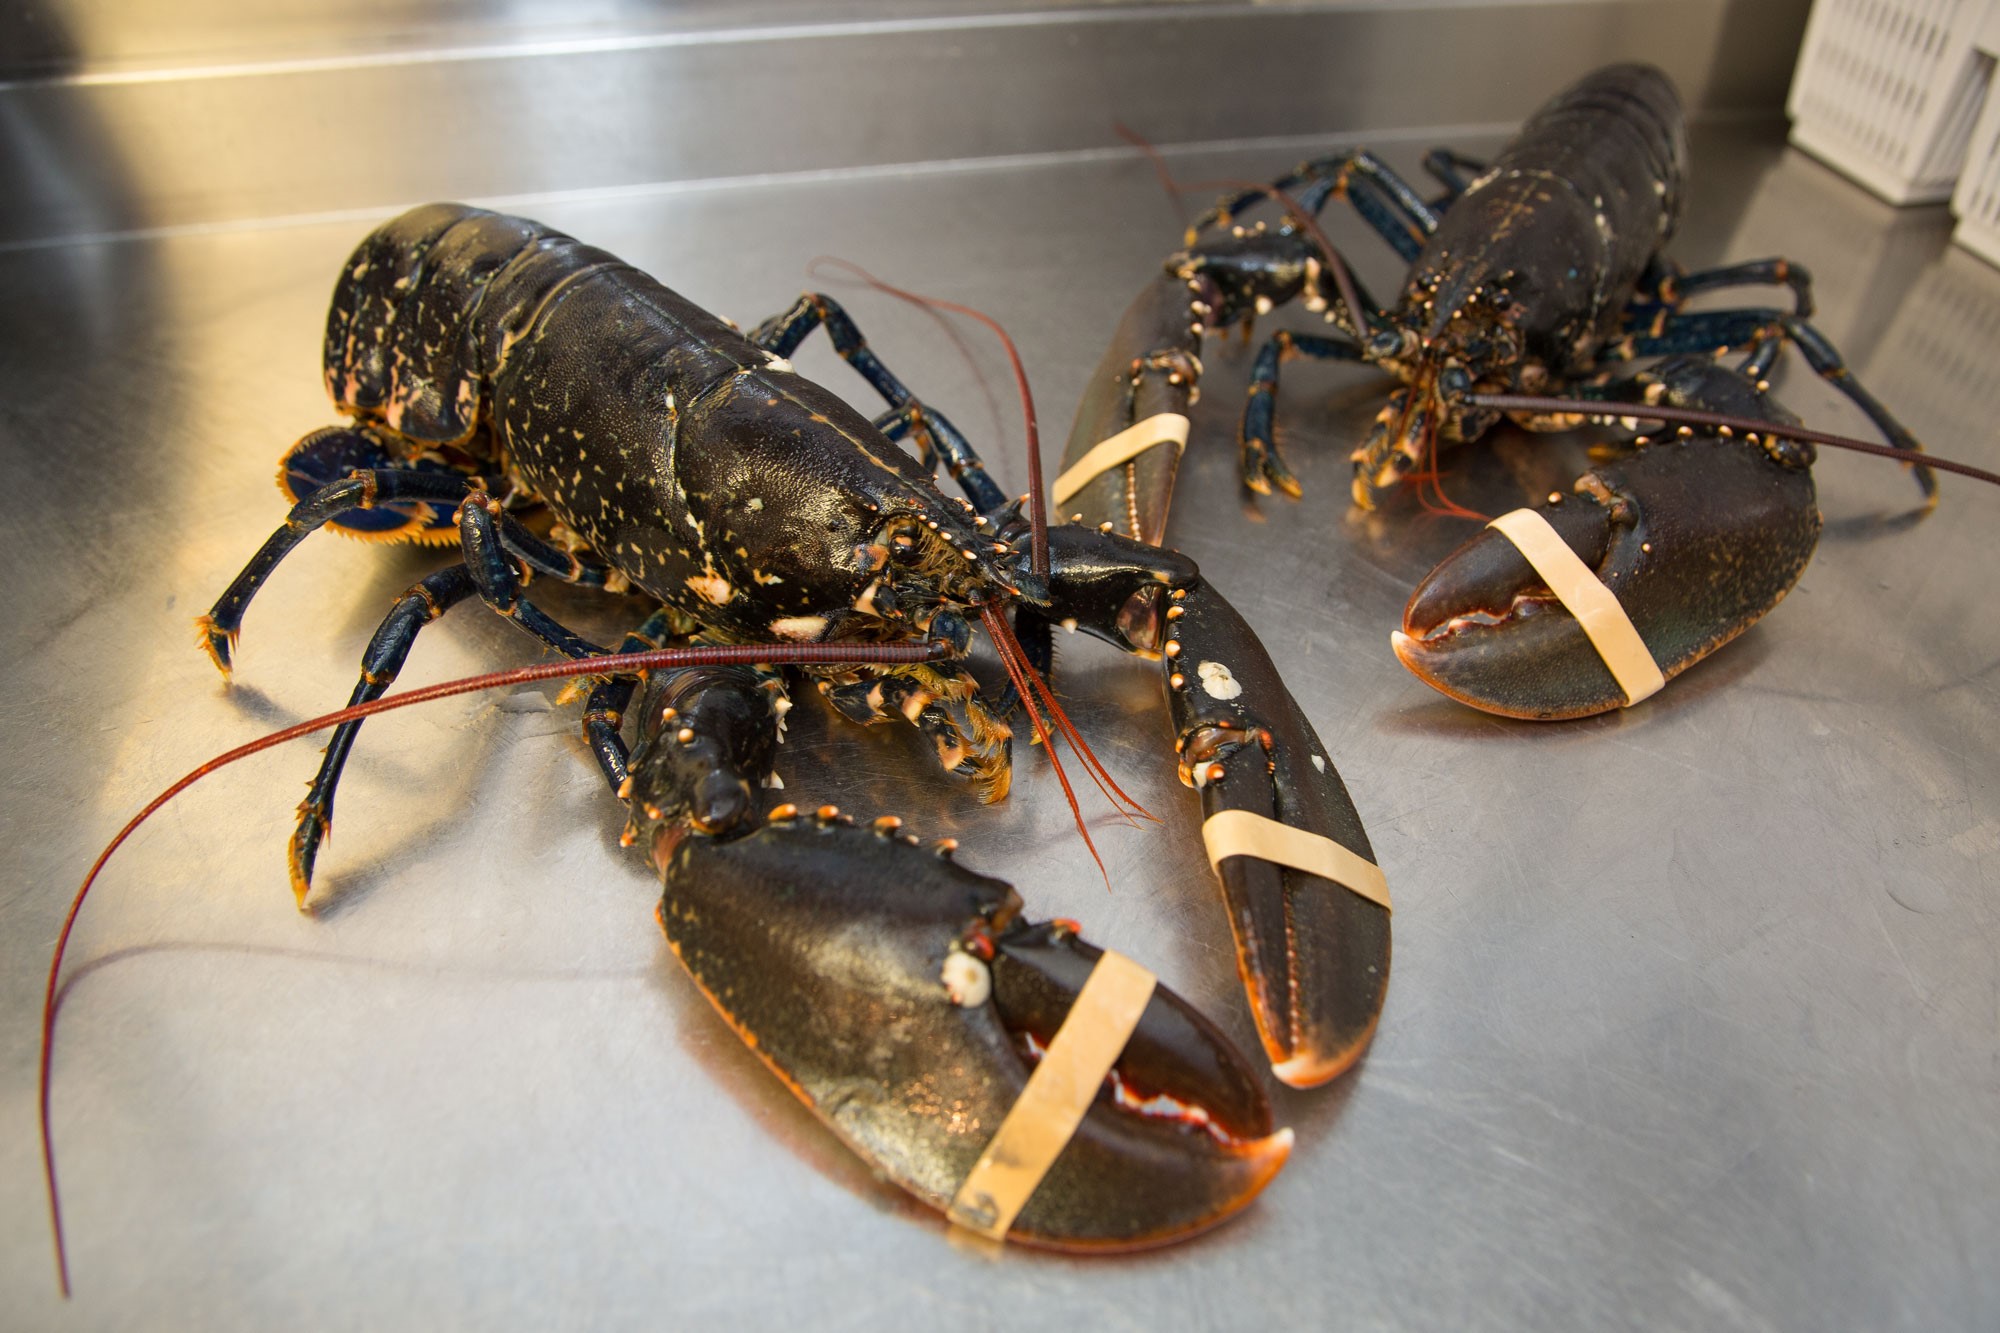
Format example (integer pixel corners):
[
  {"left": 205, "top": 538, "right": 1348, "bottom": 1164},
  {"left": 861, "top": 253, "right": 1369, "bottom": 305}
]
[
  {"left": 1057, "top": 273, "right": 1206, "bottom": 545},
  {"left": 1163, "top": 582, "right": 1391, "bottom": 1087},
  {"left": 1393, "top": 393, "right": 1821, "bottom": 719},
  {"left": 652, "top": 814, "right": 1292, "bottom": 1250},
  {"left": 1027, "top": 526, "right": 1392, "bottom": 1088}
]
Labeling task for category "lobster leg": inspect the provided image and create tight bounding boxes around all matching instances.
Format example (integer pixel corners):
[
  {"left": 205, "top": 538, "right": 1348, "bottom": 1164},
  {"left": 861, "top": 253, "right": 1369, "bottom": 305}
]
[
  {"left": 454, "top": 495, "right": 612, "bottom": 661},
  {"left": 286, "top": 566, "right": 478, "bottom": 902},
  {"left": 1649, "top": 256, "right": 1814, "bottom": 314},
  {"left": 624, "top": 663, "right": 1292, "bottom": 1249},
  {"left": 1395, "top": 357, "right": 1822, "bottom": 719},
  {"left": 1032, "top": 525, "right": 1389, "bottom": 1086},
  {"left": 200, "top": 459, "right": 610, "bottom": 672},
  {"left": 1242, "top": 331, "right": 1368, "bottom": 496},
  {"left": 283, "top": 498, "right": 635, "bottom": 902},
  {"left": 579, "top": 607, "right": 684, "bottom": 796},
  {"left": 1419, "top": 148, "right": 1489, "bottom": 204},
  {"left": 1066, "top": 160, "right": 1441, "bottom": 538},
  {"left": 276, "top": 425, "right": 471, "bottom": 542},
  {"left": 286, "top": 538, "right": 636, "bottom": 903},
  {"left": 1061, "top": 231, "right": 1376, "bottom": 544},
  {"left": 751, "top": 293, "right": 1009, "bottom": 513},
  {"left": 1200, "top": 150, "right": 1441, "bottom": 261},
  {"left": 1604, "top": 307, "right": 1934, "bottom": 499},
  {"left": 198, "top": 464, "right": 474, "bottom": 671}
]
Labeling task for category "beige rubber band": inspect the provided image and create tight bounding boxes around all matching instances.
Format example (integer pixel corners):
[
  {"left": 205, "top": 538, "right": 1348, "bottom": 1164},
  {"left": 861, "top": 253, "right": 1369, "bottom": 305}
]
[
  {"left": 1202, "top": 808, "right": 1391, "bottom": 912},
  {"left": 1486, "top": 508, "right": 1665, "bottom": 706},
  {"left": 946, "top": 950, "right": 1157, "bottom": 1240},
  {"left": 1050, "top": 413, "right": 1191, "bottom": 507}
]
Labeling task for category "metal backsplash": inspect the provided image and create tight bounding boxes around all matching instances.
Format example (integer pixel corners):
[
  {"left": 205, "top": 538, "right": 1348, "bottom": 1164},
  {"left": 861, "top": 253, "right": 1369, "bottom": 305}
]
[{"left": 2, "top": 1, "right": 1810, "bottom": 247}]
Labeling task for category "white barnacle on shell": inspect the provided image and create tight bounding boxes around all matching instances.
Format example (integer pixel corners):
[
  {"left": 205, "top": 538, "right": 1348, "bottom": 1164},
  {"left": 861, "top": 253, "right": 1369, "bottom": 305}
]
[
  {"left": 941, "top": 950, "right": 992, "bottom": 1007},
  {"left": 770, "top": 615, "right": 828, "bottom": 641},
  {"left": 1197, "top": 660, "right": 1242, "bottom": 700}
]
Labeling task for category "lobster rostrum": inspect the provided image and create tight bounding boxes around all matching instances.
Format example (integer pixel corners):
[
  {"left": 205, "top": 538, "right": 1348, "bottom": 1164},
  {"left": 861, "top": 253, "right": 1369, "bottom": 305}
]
[
  {"left": 1061, "top": 63, "right": 1938, "bottom": 719},
  {"left": 183, "top": 204, "right": 1390, "bottom": 1252}
]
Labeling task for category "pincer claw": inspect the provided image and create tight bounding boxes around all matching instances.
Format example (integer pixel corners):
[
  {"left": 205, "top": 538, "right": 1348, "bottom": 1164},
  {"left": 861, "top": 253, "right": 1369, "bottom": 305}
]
[
  {"left": 1164, "top": 584, "right": 1391, "bottom": 1088},
  {"left": 651, "top": 815, "right": 1292, "bottom": 1250}
]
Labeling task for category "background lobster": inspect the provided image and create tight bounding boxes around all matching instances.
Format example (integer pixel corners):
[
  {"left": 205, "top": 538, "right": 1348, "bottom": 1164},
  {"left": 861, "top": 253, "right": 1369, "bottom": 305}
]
[{"left": 1062, "top": 64, "right": 1954, "bottom": 719}]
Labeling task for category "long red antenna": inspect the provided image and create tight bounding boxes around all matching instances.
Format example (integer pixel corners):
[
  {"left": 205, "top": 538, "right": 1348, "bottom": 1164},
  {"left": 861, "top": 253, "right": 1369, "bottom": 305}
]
[
  {"left": 40, "top": 639, "right": 947, "bottom": 1297},
  {"left": 1468, "top": 393, "right": 1996, "bottom": 489}
]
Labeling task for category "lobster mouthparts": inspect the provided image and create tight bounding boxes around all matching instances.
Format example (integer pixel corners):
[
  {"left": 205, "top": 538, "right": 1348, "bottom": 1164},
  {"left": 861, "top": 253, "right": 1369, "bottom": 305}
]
[{"left": 654, "top": 812, "right": 1292, "bottom": 1250}]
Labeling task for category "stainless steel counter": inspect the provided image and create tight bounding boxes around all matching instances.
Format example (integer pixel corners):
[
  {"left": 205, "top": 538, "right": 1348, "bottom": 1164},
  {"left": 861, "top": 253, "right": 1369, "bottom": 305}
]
[{"left": 2, "top": 104, "right": 1995, "bottom": 1331}]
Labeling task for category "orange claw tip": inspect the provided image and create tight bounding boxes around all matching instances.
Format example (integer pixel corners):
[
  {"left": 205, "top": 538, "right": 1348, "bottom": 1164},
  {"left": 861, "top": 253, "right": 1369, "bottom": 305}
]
[{"left": 1272, "top": 1044, "right": 1364, "bottom": 1090}]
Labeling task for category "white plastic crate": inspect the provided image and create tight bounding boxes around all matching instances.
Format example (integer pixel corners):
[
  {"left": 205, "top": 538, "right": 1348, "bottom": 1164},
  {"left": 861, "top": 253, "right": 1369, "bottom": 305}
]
[
  {"left": 1950, "top": 4, "right": 2000, "bottom": 262},
  {"left": 1788, "top": 0, "right": 1999, "bottom": 205}
]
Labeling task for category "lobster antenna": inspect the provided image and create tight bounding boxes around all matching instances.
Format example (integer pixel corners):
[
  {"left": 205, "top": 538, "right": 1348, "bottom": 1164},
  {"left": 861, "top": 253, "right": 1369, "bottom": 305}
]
[
  {"left": 1112, "top": 122, "right": 1191, "bottom": 227},
  {"left": 1402, "top": 388, "right": 1488, "bottom": 522},
  {"left": 807, "top": 257, "right": 1050, "bottom": 582},
  {"left": 978, "top": 604, "right": 1155, "bottom": 896},
  {"left": 40, "top": 639, "right": 949, "bottom": 1298},
  {"left": 981, "top": 602, "right": 1153, "bottom": 826},
  {"left": 981, "top": 602, "right": 1110, "bottom": 886},
  {"left": 1466, "top": 394, "right": 1998, "bottom": 490}
]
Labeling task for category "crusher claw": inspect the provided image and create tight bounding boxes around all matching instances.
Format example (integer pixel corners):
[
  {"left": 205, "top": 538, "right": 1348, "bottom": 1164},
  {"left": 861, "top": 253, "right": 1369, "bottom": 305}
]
[{"left": 1395, "top": 359, "right": 1822, "bottom": 720}]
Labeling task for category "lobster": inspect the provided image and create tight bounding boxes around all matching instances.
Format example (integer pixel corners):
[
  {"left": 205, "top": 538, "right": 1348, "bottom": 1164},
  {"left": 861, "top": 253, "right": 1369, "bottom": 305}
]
[
  {"left": 1060, "top": 63, "right": 1940, "bottom": 719},
  {"left": 61, "top": 203, "right": 1394, "bottom": 1262}
]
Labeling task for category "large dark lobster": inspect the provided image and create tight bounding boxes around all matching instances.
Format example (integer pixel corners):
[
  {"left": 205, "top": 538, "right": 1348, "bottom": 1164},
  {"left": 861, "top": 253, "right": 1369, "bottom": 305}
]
[
  {"left": 141, "top": 204, "right": 1393, "bottom": 1255},
  {"left": 1061, "top": 63, "right": 1939, "bottom": 719}
]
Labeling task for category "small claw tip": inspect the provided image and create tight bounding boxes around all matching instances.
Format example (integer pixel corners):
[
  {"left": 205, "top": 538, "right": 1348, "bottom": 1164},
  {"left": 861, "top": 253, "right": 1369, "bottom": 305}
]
[
  {"left": 1389, "top": 629, "right": 1422, "bottom": 676},
  {"left": 1243, "top": 1126, "right": 1295, "bottom": 1180},
  {"left": 1272, "top": 1051, "right": 1350, "bottom": 1089}
]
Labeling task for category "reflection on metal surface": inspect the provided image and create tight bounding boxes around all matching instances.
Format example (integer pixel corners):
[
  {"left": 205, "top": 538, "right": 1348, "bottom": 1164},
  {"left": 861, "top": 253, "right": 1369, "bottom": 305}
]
[{"left": 0, "top": 0, "right": 1810, "bottom": 246}]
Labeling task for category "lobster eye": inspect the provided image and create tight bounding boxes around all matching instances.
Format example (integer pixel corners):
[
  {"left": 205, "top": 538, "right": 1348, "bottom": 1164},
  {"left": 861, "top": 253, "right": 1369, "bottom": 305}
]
[{"left": 1367, "top": 328, "right": 1408, "bottom": 360}]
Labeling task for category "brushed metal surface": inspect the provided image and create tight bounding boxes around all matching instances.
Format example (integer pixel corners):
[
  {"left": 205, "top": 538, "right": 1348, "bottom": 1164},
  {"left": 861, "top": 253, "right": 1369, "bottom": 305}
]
[
  {"left": 0, "top": 0, "right": 1810, "bottom": 246},
  {"left": 2, "top": 119, "right": 1995, "bottom": 1329}
]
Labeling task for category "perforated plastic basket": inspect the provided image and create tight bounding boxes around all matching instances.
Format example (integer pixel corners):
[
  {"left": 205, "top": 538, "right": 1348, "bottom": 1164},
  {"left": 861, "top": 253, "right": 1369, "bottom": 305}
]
[
  {"left": 1788, "top": 0, "right": 1998, "bottom": 205},
  {"left": 1950, "top": 5, "right": 2000, "bottom": 263}
]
